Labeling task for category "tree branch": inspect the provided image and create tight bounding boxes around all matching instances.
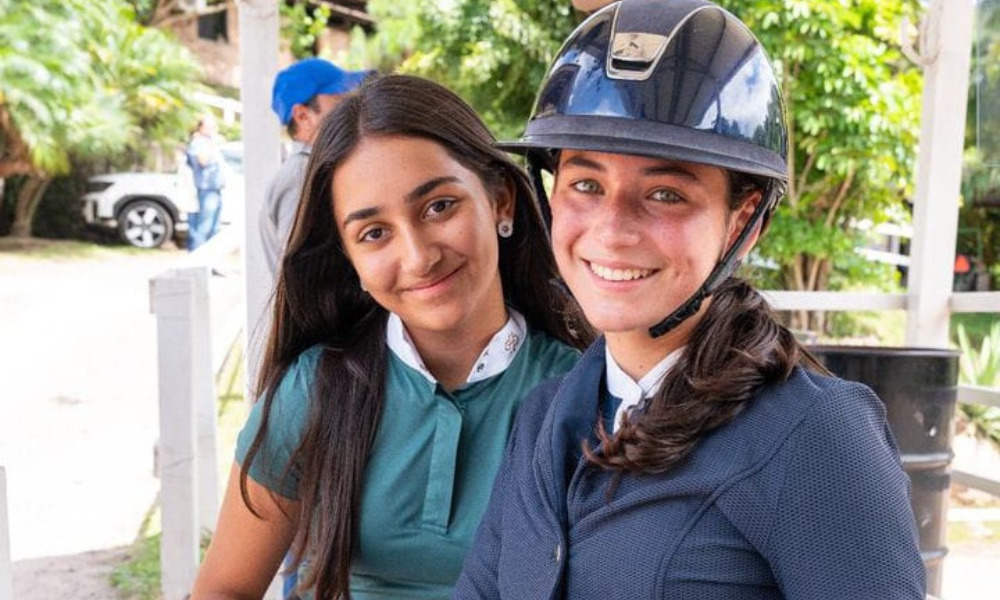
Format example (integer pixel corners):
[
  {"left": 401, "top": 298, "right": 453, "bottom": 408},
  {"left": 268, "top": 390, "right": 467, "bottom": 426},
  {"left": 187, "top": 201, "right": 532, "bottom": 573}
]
[
  {"left": 823, "top": 165, "right": 856, "bottom": 228},
  {"left": 796, "top": 149, "right": 818, "bottom": 201}
]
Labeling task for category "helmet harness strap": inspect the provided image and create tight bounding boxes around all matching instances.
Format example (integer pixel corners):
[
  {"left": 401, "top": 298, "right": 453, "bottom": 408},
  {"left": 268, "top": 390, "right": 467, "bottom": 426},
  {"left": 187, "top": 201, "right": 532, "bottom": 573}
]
[{"left": 647, "top": 182, "right": 782, "bottom": 338}]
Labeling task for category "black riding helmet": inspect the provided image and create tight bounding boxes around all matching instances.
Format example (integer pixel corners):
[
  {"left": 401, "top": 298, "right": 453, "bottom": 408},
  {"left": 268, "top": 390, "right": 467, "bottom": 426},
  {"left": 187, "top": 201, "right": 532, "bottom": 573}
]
[{"left": 502, "top": 0, "right": 788, "bottom": 338}]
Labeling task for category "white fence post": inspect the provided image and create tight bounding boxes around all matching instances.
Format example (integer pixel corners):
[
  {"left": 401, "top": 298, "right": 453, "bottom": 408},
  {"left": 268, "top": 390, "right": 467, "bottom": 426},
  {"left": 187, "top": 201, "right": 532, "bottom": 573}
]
[
  {"left": 151, "top": 269, "right": 203, "bottom": 599},
  {"left": 905, "top": 0, "right": 976, "bottom": 347},
  {"left": 1, "top": 466, "right": 12, "bottom": 600},
  {"left": 239, "top": 0, "right": 282, "bottom": 400},
  {"left": 185, "top": 268, "right": 220, "bottom": 534}
]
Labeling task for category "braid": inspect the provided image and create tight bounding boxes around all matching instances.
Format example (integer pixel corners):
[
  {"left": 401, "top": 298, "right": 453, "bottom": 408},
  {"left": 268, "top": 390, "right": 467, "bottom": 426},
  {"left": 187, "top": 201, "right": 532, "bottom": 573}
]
[{"left": 584, "top": 278, "right": 801, "bottom": 473}]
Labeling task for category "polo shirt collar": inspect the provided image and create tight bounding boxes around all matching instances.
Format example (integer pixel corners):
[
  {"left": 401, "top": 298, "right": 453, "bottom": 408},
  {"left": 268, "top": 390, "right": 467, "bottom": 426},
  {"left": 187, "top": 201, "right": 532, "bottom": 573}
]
[{"left": 386, "top": 308, "right": 527, "bottom": 385}]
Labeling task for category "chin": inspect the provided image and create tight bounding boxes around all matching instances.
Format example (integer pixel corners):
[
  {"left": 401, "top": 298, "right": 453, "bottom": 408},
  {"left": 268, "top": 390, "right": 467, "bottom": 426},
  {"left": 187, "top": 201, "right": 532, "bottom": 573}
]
[{"left": 582, "top": 310, "right": 656, "bottom": 336}]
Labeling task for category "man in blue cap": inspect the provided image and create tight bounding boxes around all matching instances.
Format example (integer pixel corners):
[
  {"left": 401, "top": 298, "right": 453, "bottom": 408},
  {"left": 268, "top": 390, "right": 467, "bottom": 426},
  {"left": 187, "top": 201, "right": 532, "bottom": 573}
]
[{"left": 260, "top": 58, "right": 371, "bottom": 277}]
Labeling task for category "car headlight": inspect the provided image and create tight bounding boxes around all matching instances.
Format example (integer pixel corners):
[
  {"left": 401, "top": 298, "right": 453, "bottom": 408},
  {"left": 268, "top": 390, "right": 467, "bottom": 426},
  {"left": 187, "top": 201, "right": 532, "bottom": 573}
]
[{"left": 86, "top": 181, "right": 114, "bottom": 193}]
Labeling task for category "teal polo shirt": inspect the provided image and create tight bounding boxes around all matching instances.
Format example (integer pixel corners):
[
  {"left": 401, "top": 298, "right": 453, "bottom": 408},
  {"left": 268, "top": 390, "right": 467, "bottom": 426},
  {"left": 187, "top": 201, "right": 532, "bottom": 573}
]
[{"left": 235, "top": 326, "right": 578, "bottom": 599}]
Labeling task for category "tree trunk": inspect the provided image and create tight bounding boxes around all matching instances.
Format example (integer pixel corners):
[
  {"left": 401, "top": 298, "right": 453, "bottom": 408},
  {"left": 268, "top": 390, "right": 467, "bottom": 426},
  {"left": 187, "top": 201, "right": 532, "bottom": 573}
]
[
  {"left": 782, "top": 255, "right": 832, "bottom": 334},
  {"left": 9, "top": 176, "right": 52, "bottom": 238}
]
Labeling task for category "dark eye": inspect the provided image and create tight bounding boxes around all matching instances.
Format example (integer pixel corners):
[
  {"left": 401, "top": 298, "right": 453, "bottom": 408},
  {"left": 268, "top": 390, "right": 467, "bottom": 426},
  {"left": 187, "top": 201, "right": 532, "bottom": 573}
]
[
  {"left": 650, "top": 188, "right": 684, "bottom": 204},
  {"left": 425, "top": 198, "right": 456, "bottom": 218},
  {"left": 360, "top": 226, "right": 386, "bottom": 243},
  {"left": 570, "top": 179, "right": 602, "bottom": 194}
]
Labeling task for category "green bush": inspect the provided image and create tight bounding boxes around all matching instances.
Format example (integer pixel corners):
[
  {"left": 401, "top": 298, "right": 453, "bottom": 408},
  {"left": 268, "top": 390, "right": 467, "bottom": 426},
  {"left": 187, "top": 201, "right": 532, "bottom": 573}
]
[{"left": 955, "top": 321, "right": 1000, "bottom": 447}]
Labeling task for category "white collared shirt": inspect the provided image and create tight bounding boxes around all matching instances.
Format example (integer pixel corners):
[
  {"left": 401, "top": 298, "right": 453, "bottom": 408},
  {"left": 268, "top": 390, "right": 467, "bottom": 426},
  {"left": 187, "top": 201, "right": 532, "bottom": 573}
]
[
  {"left": 605, "top": 345, "right": 684, "bottom": 432},
  {"left": 386, "top": 309, "right": 528, "bottom": 386}
]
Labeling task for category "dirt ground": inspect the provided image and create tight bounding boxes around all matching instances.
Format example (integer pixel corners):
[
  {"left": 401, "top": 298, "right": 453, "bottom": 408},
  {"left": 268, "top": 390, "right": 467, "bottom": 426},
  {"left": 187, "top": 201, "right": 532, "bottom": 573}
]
[{"left": 0, "top": 237, "right": 240, "bottom": 599}]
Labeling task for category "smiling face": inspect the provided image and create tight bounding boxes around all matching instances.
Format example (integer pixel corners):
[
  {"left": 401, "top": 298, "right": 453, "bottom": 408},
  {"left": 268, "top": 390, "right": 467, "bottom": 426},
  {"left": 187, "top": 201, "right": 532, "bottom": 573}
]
[
  {"left": 333, "top": 135, "right": 513, "bottom": 346},
  {"left": 550, "top": 150, "right": 759, "bottom": 370}
]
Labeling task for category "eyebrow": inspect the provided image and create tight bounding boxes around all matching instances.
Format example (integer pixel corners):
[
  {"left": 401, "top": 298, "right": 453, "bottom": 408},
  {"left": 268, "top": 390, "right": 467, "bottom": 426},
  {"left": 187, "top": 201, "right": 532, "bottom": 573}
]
[
  {"left": 341, "top": 176, "right": 462, "bottom": 227},
  {"left": 561, "top": 155, "right": 698, "bottom": 180}
]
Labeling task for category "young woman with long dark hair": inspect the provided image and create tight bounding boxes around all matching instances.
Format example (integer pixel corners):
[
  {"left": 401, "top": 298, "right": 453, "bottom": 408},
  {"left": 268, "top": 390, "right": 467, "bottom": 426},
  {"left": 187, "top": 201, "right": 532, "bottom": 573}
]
[
  {"left": 453, "top": 1, "right": 925, "bottom": 598},
  {"left": 191, "top": 74, "right": 590, "bottom": 600}
]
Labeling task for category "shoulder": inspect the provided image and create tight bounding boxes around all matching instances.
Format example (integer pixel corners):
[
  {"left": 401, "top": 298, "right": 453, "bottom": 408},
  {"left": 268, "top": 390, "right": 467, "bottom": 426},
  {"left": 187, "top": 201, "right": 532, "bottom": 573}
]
[
  {"left": 259, "top": 346, "right": 325, "bottom": 418},
  {"left": 521, "top": 327, "right": 581, "bottom": 374},
  {"left": 774, "top": 367, "right": 889, "bottom": 446},
  {"left": 740, "top": 366, "right": 903, "bottom": 491}
]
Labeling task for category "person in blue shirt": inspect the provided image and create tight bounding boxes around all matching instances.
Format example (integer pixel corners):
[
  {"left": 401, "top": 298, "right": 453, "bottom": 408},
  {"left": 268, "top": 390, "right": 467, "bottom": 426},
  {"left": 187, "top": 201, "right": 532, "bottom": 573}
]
[
  {"left": 190, "top": 75, "right": 591, "bottom": 600},
  {"left": 185, "top": 114, "right": 227, "bottom": 251},
  {"left": 453, "top": 1, "right": 925, "bottom": 598}
]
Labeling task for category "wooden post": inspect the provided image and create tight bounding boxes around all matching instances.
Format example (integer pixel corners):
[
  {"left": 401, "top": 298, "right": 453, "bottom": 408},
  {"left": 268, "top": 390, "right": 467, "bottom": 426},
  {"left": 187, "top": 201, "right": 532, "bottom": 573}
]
[
  {"left": 0, "top": 467, "right": 12, "bottom": 600},
  {"left": 906, "top": 0, "right": 976, "bottom": 347},
  {"left": 184, "top": 268, "right": 219, "bottom": 533},
  {"left": 238, "top": 0, "right": 282, "bottom": 393},
  {"left": 151, "top": 270, "right": 201, "bottom": 599}
]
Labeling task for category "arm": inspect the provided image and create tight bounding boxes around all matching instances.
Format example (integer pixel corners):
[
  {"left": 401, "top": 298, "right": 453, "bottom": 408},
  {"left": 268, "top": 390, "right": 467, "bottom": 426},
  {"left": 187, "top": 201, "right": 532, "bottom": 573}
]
[
  {"left": 765, "top": 381, "right": 926, "bottom": 599},
  {"left": 191, "top": 463, "right": 299, "bottom": 600},
  {"left": 189, "top": 136, "right": 218, "bottom": 168}
]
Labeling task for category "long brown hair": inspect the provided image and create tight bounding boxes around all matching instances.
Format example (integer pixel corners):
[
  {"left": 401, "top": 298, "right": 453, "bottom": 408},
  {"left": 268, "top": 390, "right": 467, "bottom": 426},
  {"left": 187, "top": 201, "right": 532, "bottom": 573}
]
[
  {"left": 584, "top": 172, "right": 817, "bottom": 473},
  {"left": 243, "top": 74, "right": 590, "bottom": 599}
]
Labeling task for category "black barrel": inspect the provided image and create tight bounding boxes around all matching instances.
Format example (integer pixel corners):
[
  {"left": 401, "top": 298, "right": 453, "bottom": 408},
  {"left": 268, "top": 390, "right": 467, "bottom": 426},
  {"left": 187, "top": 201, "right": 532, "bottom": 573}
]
[{"left": 807, "top": 346, "right": 959, "bottom": 597}]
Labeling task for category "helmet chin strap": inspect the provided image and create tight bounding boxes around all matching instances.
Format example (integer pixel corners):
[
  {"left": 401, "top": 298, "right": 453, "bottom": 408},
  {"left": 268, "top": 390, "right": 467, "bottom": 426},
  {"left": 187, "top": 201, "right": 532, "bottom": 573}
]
[{"left": 647, "top": 183, "right": 781, "bottom": 338}]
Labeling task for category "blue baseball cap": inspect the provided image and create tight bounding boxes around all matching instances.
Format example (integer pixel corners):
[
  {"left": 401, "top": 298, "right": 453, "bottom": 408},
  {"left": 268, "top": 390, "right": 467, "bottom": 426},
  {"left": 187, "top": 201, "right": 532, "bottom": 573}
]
[{"left": 271, "top": 58, "right": 372, "bottom": 125}]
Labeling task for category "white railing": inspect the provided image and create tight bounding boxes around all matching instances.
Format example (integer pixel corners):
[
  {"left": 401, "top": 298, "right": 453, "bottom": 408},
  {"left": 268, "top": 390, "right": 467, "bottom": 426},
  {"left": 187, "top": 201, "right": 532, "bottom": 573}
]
[
  {"left": 954, "top": 385, "right": 1000, "bottom": 498},
  {"left": 150, "top": 225, "right": 243, "bottom": 600},
  {"left": 1, "top": 466, "right": 12, "bottom": 600}
]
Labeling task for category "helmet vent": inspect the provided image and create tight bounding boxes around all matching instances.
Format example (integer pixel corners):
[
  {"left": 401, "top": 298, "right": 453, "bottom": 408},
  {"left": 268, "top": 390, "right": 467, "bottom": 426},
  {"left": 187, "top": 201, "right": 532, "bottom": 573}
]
[{"left": 608, "top": 31, "right": 667, "bottom": 81}]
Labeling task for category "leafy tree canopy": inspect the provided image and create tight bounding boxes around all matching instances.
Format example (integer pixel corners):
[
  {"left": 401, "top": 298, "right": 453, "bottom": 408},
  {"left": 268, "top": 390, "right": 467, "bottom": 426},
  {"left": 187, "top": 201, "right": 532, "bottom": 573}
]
[
  {"left": 370, "top": 0, "right": 582, "bottom": 140},
  {"left": 715, "top": 0, "right": 922, "bottom": 299},
  {"left": 0, "top": 0, "right": 205, "bottom": 237}
]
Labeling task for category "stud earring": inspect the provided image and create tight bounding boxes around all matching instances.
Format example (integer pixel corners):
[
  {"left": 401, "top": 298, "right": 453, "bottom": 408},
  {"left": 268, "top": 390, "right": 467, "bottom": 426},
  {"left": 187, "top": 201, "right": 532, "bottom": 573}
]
[{"left": 497, "top": 220, "right": 514, "bottom": 238}]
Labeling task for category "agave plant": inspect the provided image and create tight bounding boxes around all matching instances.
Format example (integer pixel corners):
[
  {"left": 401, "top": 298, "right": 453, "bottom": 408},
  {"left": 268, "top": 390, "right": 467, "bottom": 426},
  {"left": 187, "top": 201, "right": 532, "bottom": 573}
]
[{"left": 955, "top": 322, "right": 1000, "bottom": 448}]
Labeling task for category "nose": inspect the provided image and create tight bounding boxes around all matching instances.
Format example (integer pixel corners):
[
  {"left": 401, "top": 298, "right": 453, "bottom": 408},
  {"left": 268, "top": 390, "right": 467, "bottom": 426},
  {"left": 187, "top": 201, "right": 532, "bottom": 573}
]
[
  {"left": 594, "top": 190, "right": 642, "bottom": 247},
  {"left": 398, "top": 226, "right": 442, "bottom": 276}
]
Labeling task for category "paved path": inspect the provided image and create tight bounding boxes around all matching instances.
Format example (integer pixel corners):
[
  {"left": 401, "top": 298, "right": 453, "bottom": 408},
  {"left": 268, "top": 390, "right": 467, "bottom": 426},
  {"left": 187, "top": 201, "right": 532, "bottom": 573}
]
[{"left": 0, "top": 241, "right": 243, "bottom": 597}]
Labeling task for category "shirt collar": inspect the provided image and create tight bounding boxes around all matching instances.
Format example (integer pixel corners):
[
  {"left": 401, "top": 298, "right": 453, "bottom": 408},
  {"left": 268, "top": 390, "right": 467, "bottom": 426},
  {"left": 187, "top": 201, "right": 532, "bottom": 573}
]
[
  {"left": 605, "top": 345, "right": 684, "bottom": 432},
  {"left": 386, "top": 308, "right": 528, "bottom": 386}
]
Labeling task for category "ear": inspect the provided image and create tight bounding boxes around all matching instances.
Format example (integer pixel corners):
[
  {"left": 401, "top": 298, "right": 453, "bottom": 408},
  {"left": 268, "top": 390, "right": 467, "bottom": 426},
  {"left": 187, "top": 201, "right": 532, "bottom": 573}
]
[
  {"left": 290, "top": 103, "right": 311, "bottom": 126},
  {"left": 493, "top": 179, "right": 516, "bottom": 224},
  {"left": 727, "top": 190, "right": 763, "bottom": 260}
]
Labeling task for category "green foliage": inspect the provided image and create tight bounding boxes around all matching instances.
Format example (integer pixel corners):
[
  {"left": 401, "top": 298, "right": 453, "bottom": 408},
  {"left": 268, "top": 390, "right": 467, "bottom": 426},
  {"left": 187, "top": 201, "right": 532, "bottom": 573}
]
[
  {"left": 955, "top": 322, "right": 1000, "bottom": 447},
  {"left": 0, "top": 0, "right": 204, "bottom": 174},
  {"left": 0, "top": 0, "right": 131, "bottom": 175},
  {"left": 714, "top": 0, "right": 922, "bottom": 297},
  {"left": 370, "top": 0, "right": 583, "bottom": 140},
  {"left": 110, "top": 533, "right": 163, "bottom": 600},
  {"left": 280, "top": 0, "right": 333, "bottom": 59}
]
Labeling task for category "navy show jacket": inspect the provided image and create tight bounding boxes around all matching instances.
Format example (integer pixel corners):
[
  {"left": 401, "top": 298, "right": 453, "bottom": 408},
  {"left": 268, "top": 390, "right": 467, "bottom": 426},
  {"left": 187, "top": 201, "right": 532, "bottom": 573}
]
[{"left": 452, "top": 338, "right": 925, "bottom": 599}]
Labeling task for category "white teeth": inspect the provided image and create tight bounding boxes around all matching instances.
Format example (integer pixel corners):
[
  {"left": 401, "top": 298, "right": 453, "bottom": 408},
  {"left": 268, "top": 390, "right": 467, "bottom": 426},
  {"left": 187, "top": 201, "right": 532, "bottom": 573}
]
[{"left": 589, "top": 263, "right": 653, "bottom": 282}]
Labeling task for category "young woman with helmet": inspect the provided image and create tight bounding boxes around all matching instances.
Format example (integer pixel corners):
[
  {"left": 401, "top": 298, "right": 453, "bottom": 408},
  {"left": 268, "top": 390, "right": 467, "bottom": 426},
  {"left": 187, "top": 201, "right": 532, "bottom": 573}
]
[
  {"left": 191, "top": 75, "right": 591, "bottom": 600},
  {"left": 453, "top": 0, "right": 925, "bottom": 598}
]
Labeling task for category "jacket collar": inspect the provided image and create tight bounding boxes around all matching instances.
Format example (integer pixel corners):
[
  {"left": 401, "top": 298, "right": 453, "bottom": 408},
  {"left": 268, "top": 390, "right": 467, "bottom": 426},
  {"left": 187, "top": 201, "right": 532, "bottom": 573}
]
[{"left": 541, "top": 336, "right": 607, "bottom": 525}]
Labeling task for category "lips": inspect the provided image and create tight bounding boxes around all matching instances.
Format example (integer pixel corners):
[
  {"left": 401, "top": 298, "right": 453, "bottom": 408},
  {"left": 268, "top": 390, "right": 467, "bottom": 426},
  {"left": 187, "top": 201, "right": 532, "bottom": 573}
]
[
  {"left": 406, "top": 266, "right": 461, "bottom": 293},
  {"left": 588, "top": 261, "right": 654, "bottom": 282}
]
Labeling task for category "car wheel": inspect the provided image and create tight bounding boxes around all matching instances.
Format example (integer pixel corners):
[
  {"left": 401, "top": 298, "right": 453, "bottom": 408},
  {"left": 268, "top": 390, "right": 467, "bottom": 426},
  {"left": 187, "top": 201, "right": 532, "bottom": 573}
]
[{"left": 117, "top": 199, "right": 174, "bottom": 249}]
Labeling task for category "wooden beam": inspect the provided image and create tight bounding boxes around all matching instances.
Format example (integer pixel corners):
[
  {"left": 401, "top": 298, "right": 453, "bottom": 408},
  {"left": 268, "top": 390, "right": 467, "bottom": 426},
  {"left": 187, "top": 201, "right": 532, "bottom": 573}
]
[
  {"left": 238, "top": 0, "right": 281, "bottom": 399},
  {"left": 906, "top": 0, "right": 976, "bottom": 347},
  {"left": 760, "top": 291, "right": 908, "bottom": 312}
]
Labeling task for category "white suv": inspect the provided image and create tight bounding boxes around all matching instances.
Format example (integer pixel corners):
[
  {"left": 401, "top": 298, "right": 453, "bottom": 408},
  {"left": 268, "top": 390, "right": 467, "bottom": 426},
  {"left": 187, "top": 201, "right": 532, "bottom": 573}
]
[{"left": 81, "top": 141, "right": 244, "bottom": 248}]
